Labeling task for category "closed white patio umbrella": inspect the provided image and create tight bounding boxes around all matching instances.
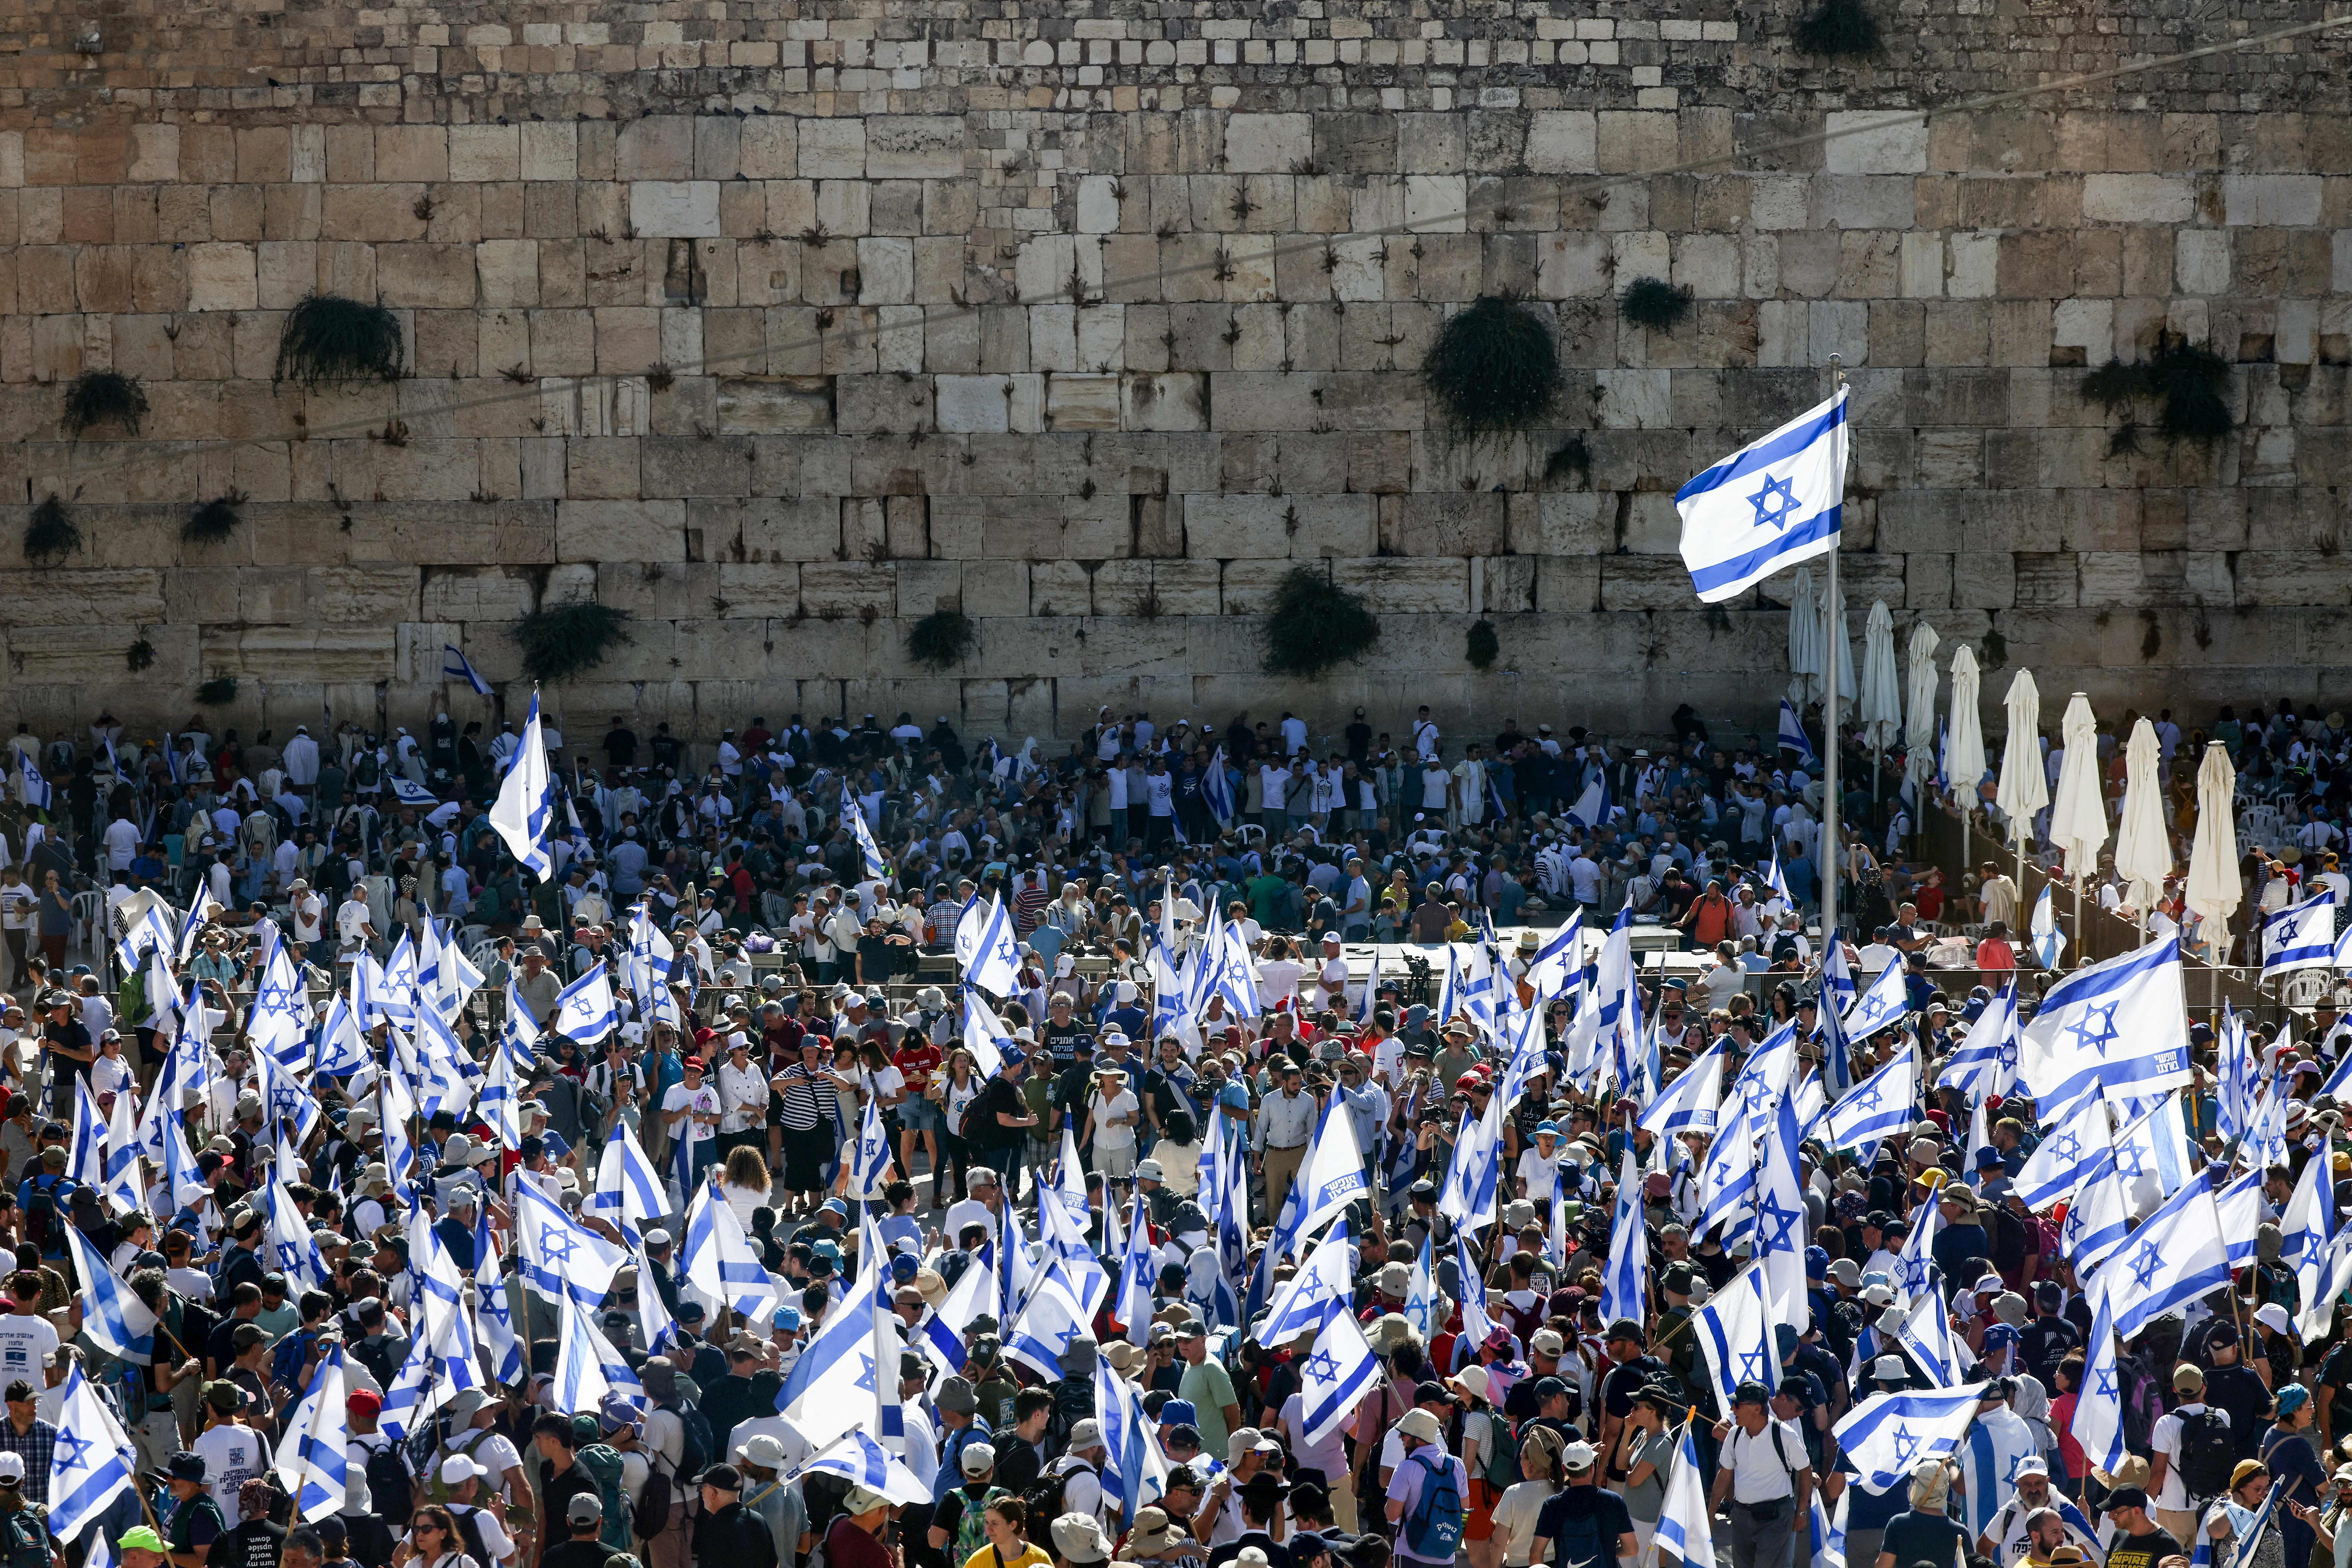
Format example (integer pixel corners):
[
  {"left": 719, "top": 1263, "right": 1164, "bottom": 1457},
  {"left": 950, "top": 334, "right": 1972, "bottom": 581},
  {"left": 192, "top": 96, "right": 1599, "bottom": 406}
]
[
  {"left": 1995, "top": 669, "right": 2047, "bottom": 852},
  {"left": 2048, "top": 692, "right": 2109, "bottom": 951},
  {"left": 1947, "top": 644, "right": 1986, "bottom": 867},
  {"left": 2185, "top": 740, "right": 2243, "bottom": 966},
  {"left": 1819, "top": 574, "right": 1857, "bottom": 728},
  {"left": 2114, "top": 717, "right": 2173, "bottom": 941},
  {"left": 1787, "top": 565, "right": 1822, "bottom": 713},
  {"left": 1902, "top": 621, "right": 1940, "bottom": 797}
]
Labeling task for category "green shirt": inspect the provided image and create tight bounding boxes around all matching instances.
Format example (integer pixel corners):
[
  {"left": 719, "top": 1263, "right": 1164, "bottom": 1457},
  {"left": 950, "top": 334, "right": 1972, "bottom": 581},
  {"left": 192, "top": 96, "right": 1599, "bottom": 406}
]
[{"left": 1180, "top": 1356, "right": 1240, "bottom": 1460}]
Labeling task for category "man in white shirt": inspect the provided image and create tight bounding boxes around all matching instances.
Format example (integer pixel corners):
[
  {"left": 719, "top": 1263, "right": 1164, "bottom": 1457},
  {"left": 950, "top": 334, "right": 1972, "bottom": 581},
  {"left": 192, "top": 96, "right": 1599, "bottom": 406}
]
[
  {"left": 336, "top": 890, "right": 376, "bottom": 964},
  {"left": 1253, "top": 1062, "right": 1317, "bottom": 1212},
  {"left": 661, "top": 1056, "right": 722, "bottom": 1188},
  {"left": 2149, "top": 1361, "right": 2227, "bottom": 1543},
  {"left": 100, "top": 815, "right": 140, "bottom": 872},
  {"left": 1279, "top": 713, "right": 1308, "bottom": 755}
]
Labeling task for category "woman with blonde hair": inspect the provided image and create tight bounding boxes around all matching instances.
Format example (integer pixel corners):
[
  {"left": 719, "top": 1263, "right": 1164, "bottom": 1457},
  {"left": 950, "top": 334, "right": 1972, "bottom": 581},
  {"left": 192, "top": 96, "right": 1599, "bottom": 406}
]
[{"left": 720, "top": 1143, "right": 773, "bottom": 1230}]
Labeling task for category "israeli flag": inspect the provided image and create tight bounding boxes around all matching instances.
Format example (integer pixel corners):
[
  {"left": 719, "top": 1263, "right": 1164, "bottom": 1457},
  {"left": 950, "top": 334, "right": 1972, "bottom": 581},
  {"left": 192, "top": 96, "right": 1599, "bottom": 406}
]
[
  {"left": 2060, "top": 1159, "right": 2132, "bottom": 1276},
  {"left": 2068, "top": 1278, "right": 2128, "bottom": 1477},
  {"left": 262, "top": 1169, "right": 332, "bottom": 1294},
  {"left": 489, "top": 690, "right": 554, "bottom": 880},
  {"left": 2217, "top": 1003, "right": 2256, "bottom": 1144},
  {"left": 1693, "top": 1262, "right": 1776, "bottom": 1413},
  {"left": 591, "top": 1122, "right": 672, "bottom": 1242},
  {"left": 682, "top": 1175, "right": 781, "bottom": 1324},
  {"left": 1833, "top": 1382, "right": 1993, "bottom": 1493},
  {"left": 1523, "top": 914, "right": 1582, "bottom": 1003},
  {"left": 389, "top": 776, "right": 439, "bottom": 807},
  {"left": 103, "top": 1083, "right": 143, "bottom": 1216},
  {"left": 1597, "top": 1150, "right": 1648, "bottom": 1330},
  {"left": 1778, "top": 699, "right": 1819, "bottom": 765},
  {"left": 67, "top": 1079, "right": 107, "bottom": 1190},
  {"left": 1888, "top": 1189, "right": 1941, "bottom": 1303},
  {"left": 1818, "top": 1043, "right": 1917, "bottom": 1157},
  {"left": 1938, "top": 981, "right": 2019, "bottom": 1102},
  {"left": 2217, "top": 1165, "right": 2269, "bottom": 1270},
  {"left": 2012, "top": 1091, "right": 2113, "bottom": 1212},
  {"left": 1656, "top": 1425, "right": 1718, "bottom": 1568},
  {"left": 1808, "top": 1488, "right": 1849, "bottom": 1568},
  {"left": 474, "top": 1220, "right": 526, "bottom": 1387},
  {"left": 274, "top": 1345, "right": 353, "bottom": 1521},
  {"left": 914, "top": 1245, "right": 995, "bottom": 1381},
  {"left": 1297, "top": 1306, "right": 1382, "bottom": 1445},
  {"left": 1841, "top": 959, "right": 1911, "bottom": 1043},
  {"left": 2283, "top": 1148, "right": 2337, "bottom": 1323},
  {"left": 17, "top": 753, "right": 48, "bottom": 812},
  {"left": 1436, "top": 1092, "right": 1506, "bottom": 1236},
  {"left": 1563, "top": 763, "right": 1613, "bottom": 832},
  {"left": 513, "top": 1176, "right": 626, "bottom": 1305},
  {"left": 114, "top": 904, "right": 175, "bottom": 979},
  {"left": 1259, "top": 1220, "right": 1356, "bottom": 1344},
  {"left": 1677, "top": 387, "right": 1849, "bottom": 602},
  {"left": 2110, "top": 1091, "right": 2195, "bottom": 1216},
  {"left": 1640, "top": 1035, "right": 1725, "bottom": 1138},
  {"left": 955, "top": 896, "right": 1022, "bottom": 997},
  {"left": 1890, "top": 1285, "right": 1968, "bottom": 1388},
  {"left": 2030, "top": 885, "right": 2065, "bottom": 969},
  {"left": 46, "top": 1365, "right": 135, "bottom": 1547},
  {"left": 1292, "top": 1101, "right": 1370, "bottom": 1244},
  {"left": 1403, "top": 1229, "right": 1442, "bottom": 1341},
  {"left": 1763, "top": 849, "right": 1794, "bottom": 906},
  {"left": 442, "top": 644, "right": 494, "bottom": 696},
  {"left": 553, "top": 1292, "right": 617, "bottom": 1417},
  {"left": 1094, "top": 1350, "right": 1171, "bottom": 1525},
  {"left": 2104, "top": 1172, "right": 2231, "bottom": 1338},
  {"left": 2266, "top": 889, "right": 2339, "bottom": 977},
  {"left": 789, "top": 1430, "right": 933, "bottom": 1508},
  {"left": 498, "top": 980, "right": 542, "bottom": 1072},
  {"left": 844, "top": 1091, "right": 893, "bottom": 1201},
  {"left": 1203, "top": 746, "right": 1235, "bottom": 828},
  {"left": 843, "top": 787, "right": 890, "bottom": 881},
  {"left": 2020, "top": 936, "right": 2191, "bottom": 1125},
  {"left": 64, "top": 1222, "right": 154, "bottom": 1364},
  {"left": 552, "top": 966, "right": 620, "bottom": 1044}
]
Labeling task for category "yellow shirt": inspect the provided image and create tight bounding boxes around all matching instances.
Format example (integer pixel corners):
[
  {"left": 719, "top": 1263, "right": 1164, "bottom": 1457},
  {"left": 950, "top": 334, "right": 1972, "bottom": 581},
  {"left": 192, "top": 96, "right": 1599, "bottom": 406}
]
[{"left": 963, "top": 1544, "right": 1052, "bottom": 1568}]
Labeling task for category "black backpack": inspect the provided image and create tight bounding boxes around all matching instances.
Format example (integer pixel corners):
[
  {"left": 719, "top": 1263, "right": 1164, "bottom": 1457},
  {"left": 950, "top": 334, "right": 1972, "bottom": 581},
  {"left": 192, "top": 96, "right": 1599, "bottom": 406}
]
[
  {"left": 362, "top": 1436, "right": 414, "bottom": 1525},
  {"left": 1023, "top": 1461, "right": 1086, "bottom": 1528},
  {"left": 661, "top": 1395, "right": 713, "bottom": 1482},
  {"left": 450, "top": 1507, "right": 491, "bottom": 1568},
  {"left": 23, "top": 1175, "right": 64, "bottom": 1249},
  {"left": 2178, "top": 1406, "right": 2236, "bottom": 1502}
]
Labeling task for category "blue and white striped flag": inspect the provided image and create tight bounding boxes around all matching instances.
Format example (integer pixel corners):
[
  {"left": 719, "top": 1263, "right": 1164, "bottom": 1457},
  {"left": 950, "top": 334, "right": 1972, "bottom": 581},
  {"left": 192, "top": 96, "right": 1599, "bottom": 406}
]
[
  {"left": 442, "top": 644, "right": 494, "bottom": 696},
  {"left": 474, "top": 1218, "right": 526, "bottom": 1387},
  {"left": 681, "top": 1175, "right": 780, "bottom": 1323},
  {"left": 1112, "top": 1191, "right": 1155, "bottom": 1348},
  {"left": 64, "top": 1222, "right": 154, "bottom": 1363},
  {"left": 1818, "top": 1043, "right": 1917, "bottom": 1156},
  {"left": 1832, "top": 1382, "right": 1993, "bottom": 1493},
  {"left": 2060, "top": 1159, "right": 2131, "bottom": 1277},
  {"left": 1807, "top": 1487, "right": 1848, "bottom": 1568},
  {"left": 914, "top": 1246, "right": 994, "bottom": 1381},
  {"left": 1597, "top": 1149, "right": 1647, "bottom": 1330},
  {"left": 102, "top": 1084, "right": 143, "bottom": 1216},
  {"left": 591, "top": 1122, "right": 671, "bottom": 1242},
  {"left": 2266, "top": 889, "right": 2339, "bottom": 978},
  {"left": 1203, "top": 746, "right": 1235, "bottom": 828},
  {"left": 2217, "top": 1002, "right": 2256, "bottom": 1143},
  {"left": 1402, "top": 1229, "right": 1441, "bottom": 1342},
  {"left": 553, "top": 1292, "right": 617, "bottom": 1416},
  {"left": 274, "top": 1345, "right": 353, "bottom": 1521},
  {"left": 1563, "top": 765, "right": 1612, "bottom": 831},
  {"left": 1639, "top": 1035, "right": 1725, "bottom": 1138},
  {"left": 1763, "top": 847, "right": 1794, "bottom": 905},
  {"left": 1693, "top": 1264, "right": 1775, "bottom": 1414},
  {"left": 844, "top": 1091, "right": 892, "bottom": 1202},
  {"left": 17, "top": 753, "right": 49, "bottom": 812},
  {"left": 1655, "top": 1424, "right": 1717, "bottom": 1568},
  {"left": 2217, "top": 1164, "right": 2268, "bottom": 1271},
  {"left": 778, "top": 1254, "right": 890, "bottom": 1454},
  {"left": 788, "top": 1430, "right": 932, "bottom": 1507},
  {"left": 389, "top": 776, "right": 439, "bottom": 808},
  {"left": 1778, "top": 700, "right": 1819, "bottom": 766},
  {"left": 954, "top": 897, "right": 1022, "bottom": 998},
  {"left": 1297, "top": 1306, "right": 1381, "bottom": 1445},
  {"left": 2030, "top": 885, "right": 2065, "bottom": 969},
  {"left": 1677, "top": 387, "right": 1849, "bottom": 602},
  {"left": 844, "top": 788, "right": 889, "bottom": 881},
  {"left": 1258, "top": 1219, "right": 1355, "bottom": 1345},
  {"left": 2020, "top": 936, "right": 2190, "bottom": 1125},
  {"left": 1939, "top": 981, "right": 2019, "bottom": 1102},
  {"left": 489, "top": 690, "right": 554, "bottom": 880},
  {"left": 45, "top": 1365, "right": 135, "bottom": 1547},
  {"left": 551, "top": 966, "right": 620, "bottom": 1045},
  {"left": 1841, "top": 958, "right": 1911, "bottom": 1042},
  {"left": 1890, "top": 1285, "right": 1967, "bottom": 1388},
  {"left": 1095, "top": 1351, "right": 1171, "bottom": 1525},
  {"left": 2070, "top": 1278, "right": 2127, "bottom": 1479},
  {"left": 513, "top": 1176, "right": 625, "bottom": 1305},
  {"left": 2105, "top": 1171, "right": 2231, "bottom": 1339},
  {"left": 67, "top": 1078, "right": 107, "bottom": 1190}
]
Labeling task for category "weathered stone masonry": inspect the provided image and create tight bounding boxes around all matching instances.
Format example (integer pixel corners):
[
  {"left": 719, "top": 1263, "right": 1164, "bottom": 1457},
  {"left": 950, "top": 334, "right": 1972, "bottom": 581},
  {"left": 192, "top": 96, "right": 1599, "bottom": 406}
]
[{"left": 1, "top": 0, "right": 2350, "bottom": 744}]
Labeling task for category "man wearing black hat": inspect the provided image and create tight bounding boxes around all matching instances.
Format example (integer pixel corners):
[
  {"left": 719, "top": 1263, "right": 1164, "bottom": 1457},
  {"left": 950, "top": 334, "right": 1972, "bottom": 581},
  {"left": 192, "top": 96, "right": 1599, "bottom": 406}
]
[
  {"left": 1595, "top": 1320, "right": 1667, "bottom": 1461},
  {"left": 1707, "top": 1382, "right": 1811, "bottom": 1568},
  {"left": 164, "top": 1451, "right": 227, "bottom": 1568},
  {"left": 1208, "top": 1471, "right": 1293, "bottom": 1568},
  {"left": 2097, "top": 1487, "right": 2181, "bottom": 1568},
  {"left": 692, "top": 1464, "right": 777, "bottom": 1568}
]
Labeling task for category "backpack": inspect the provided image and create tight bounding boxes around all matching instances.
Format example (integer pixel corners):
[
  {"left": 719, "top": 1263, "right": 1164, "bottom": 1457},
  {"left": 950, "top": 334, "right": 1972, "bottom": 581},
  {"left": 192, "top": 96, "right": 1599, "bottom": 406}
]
[
  {"left": 1401, "top": 1450, "right": 1464, "bottom": 1563},
  {"left": 361, "top": 1436, "right": 414, "bottom": 1527},
  {"left": 953, "top": 1487, "right": 1010, "bottom": 1563},
  {"left": 577, "top": 1443, "right": 635, "bottom": 1551},
  {"left": 2178, "top": 1407, "right": 2237, "bottom": 1503},
  {"left": 1049, "top": 1377, "right": 1095, "bottom": 1450},
  {"left": 660, "top": 1395, "right": 713, "bottom": 1483},
  {"left": 1546, "top": 1492, "right": 1612, "bottom": 1568},
  {"left": 2117, "top": 1357, "right": 2165, "bottom": 1457},
  {"left": 22, "top": 1175, "right": 63, "bottom": 1250},
  {"left": 450, "top": 1507, "right": 491, "bottom": 1568},
  {"left": 636, "top": 1467, "right": 674, "bottom": 1539},
  {"left": 1480, "top": 1410, "right": 1522, "bottom": 1492},
  {"left": 0, "top": 1505, "right": 45, "bottom": 1568},
  {"left": 1022, "top": 1461, "right": 1086, "bottom": 1530}
]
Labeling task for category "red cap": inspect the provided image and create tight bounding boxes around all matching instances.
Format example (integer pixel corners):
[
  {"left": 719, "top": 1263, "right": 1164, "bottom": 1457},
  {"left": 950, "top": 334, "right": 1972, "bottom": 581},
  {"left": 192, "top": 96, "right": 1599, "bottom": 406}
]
[
  {"left": 684, "top": 1055, "right": 705, "bottom": 1072},
  {"left": 346, "top": 1391, "right": 382, "bottom": 1419}
]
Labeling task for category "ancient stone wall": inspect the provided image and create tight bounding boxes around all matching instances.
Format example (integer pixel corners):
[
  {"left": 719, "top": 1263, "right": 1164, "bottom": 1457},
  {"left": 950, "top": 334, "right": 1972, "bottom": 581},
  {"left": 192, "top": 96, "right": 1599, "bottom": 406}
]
[{"left": 2, "top": 0, "right": 2350, "bottom": 749}]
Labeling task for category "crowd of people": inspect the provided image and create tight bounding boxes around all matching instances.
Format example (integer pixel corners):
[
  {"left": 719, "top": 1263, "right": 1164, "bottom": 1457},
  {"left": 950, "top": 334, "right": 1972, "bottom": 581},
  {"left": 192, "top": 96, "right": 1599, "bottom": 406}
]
[{"left": 0, "top": 691, "right": 2336, "bottom": 1568}]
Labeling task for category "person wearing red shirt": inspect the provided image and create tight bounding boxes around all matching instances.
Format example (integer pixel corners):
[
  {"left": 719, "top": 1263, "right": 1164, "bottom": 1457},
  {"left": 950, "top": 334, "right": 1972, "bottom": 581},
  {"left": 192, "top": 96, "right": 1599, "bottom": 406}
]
[{"left": 893, "top": 1028, "right": 945, "bottom": 1188}]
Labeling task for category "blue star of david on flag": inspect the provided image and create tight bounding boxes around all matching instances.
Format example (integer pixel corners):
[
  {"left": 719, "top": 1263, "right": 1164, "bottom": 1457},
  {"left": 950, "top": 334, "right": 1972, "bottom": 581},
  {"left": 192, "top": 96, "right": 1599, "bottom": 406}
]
[
  {"left": 1305, "top": 1349, "right": 1340, "bottom": 1382},
  {"left": 2130, "top": 1242, "right": 2164, "bottom": 1289},
  {"left": 2094, "top": 1365, "right": 2118, "bottom": 1398},
  {"left": 2065, "top": 1001, "right": 2121, "bottom": 1056},
  {"left": 1749, "top": 473, "right": 1802, "bottom": 531},
  {"left": 2050, "top": 1130, "right": 2082, "bottom": 1164},
  {"left": 1892, "top": 1426, "right": 1921, "bottom": 1464},
  {"left": 51, "top": 1430, "right": 94, "bottom": 1476},
  {"left": 1758, "top": 1193, "right": 1805, "bottom": 1253},
  {"left": 1850, "top": 1079, "right": 1883, "bottom": 1112}
]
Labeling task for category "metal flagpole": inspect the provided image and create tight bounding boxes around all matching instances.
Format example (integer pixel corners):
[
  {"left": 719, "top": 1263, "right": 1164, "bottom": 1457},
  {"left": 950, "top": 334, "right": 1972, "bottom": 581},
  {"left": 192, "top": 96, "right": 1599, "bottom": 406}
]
[{"left": 1821, "top": 356, "right": 1843, "bottom": 962}]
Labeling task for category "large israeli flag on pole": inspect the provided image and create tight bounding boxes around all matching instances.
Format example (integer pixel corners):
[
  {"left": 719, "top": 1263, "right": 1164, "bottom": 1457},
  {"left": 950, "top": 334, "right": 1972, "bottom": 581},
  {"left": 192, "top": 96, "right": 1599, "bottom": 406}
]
[
  {"left": 1677, "top": 387, "right": 1849, "bottom": 602},
  {"left": 275, "top": 1345, "right": 353, "bottom": 1521},
  {"left": 2020, "top": 936, "right": 2191, "bottom": 1125},
  {"left": 1297, "top": 1307, "right": 1382, "bottom": 1445},
  {"left": 1817, "top": 1043, "right": 1916, "bottom": 1156},
  {"left": 2104, "top": 1172, "right": 2231, "bottom": 1339},
  {"left": 489, "top": 690, "right": 554, "bottom": 880},
  {"left": 1655, "top": 1425, "right": 1717, "bottom": 1568},
  {"left": 46, "top": 1366, "right": 135, "bottom": 1547},
  {"left": 442, "top": 644, "right": 494, "bottom": 696},
  {"left": 955, "top": 896, "right": 1022, "bottom": 997},
  {"left": 1597, "top": 1150, "right": 1648, "bottom": 1330},
  {"left": 1778, "top": 700, "right": 1819, "bottom": 766}
]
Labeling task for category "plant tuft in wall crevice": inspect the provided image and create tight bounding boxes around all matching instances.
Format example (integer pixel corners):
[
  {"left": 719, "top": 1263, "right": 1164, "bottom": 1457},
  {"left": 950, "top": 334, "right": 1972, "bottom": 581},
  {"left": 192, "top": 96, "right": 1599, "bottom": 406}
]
[
  {"left": 195, "top": 676, "right": 239, "bottom": 706},
  {"left": 1618, "top": 278, "right": 1693, "bottom": 332},
  {"left": 1796, "top": 0, "right": 1882, "bottom": 56},
  {"left": 1467, "top": 618, "right": 1500, "bottom": 671},
  {"left": 511, "top": 601, "right": 633, "bottom": 686},
  {"left": 184, "top": 490, "right": 248, "bottom": 546},
  {"left": 2079, "top": 335, "right": 2235, "bottom": 445},
  {"left": 62, "top": 371, "right": 148, "bottom": 437},
  {"left": 275, "top": 294, "right": 405, "bottom": 388},
  {"left": 1263, "top": 567, "right": 1380, "bottom": 677},
  {"left": 126, "top": 637, "right": 156, "bottom": 673},
  {"left": 906, "top": 608, "right": 978, "bottom": 671},
  {"left": 23, "top": 495, "right": 80, "bottom": 565},
  {"left": 1421, "top": 296, "right": 1563, "bottom": 435}
]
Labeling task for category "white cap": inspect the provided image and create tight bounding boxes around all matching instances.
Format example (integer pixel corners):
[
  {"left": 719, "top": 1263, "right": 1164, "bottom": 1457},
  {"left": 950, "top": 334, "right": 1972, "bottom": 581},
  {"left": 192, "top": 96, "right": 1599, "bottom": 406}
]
[{"left": 440, "top": 1456, "right": 486, "bottom": 1484}]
